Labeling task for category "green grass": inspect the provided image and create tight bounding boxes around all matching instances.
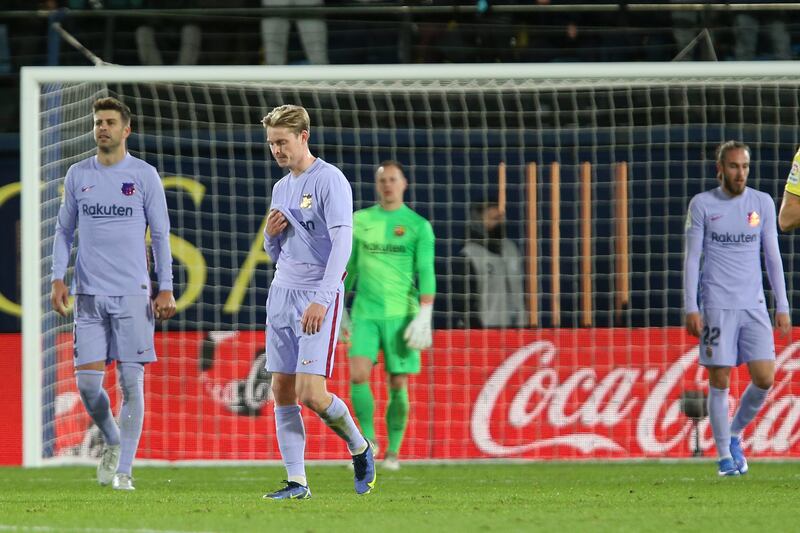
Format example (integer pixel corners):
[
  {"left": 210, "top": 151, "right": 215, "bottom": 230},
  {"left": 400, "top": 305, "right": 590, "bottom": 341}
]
[{"left": 1, "top": 462, "right": 800, "bottom": 532}]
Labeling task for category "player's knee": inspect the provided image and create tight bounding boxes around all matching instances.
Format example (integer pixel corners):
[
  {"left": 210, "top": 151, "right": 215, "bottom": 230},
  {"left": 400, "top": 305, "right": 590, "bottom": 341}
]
[
  {"left": 294, "top": 386, "right": 323, "bottom": 412},
  {"left": 270, "top": 376, "right": 297, "bottom": 405},
  {"left": 75, "top": 370, "right": 104, "bottom": 399},
  {"left": 350, "top": 367, "right": 370, "bottom": 384},
  {"left": 118, "top": 363, "right": 144, "bottom": 403},
  {"left": 349, "top": 357, "right": 372, "bottom": 384},
  {"left": 752, "top": 374, "right": 774, "bottom": 389}
]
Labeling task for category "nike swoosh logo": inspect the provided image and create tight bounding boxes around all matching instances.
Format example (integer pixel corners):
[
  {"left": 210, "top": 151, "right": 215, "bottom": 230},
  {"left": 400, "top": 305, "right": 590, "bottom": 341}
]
[
  {"left": 81, "top": 185, "right": 95, "bottom": 192},
  {"left": 137, "top": 348, "right": 152, "bottom": 355},
  {"left": 710, "top": 215, "right": 723, "bottom": 221},
  {"left": 301, "top": 359, "right": 315, "bottom": 366}
]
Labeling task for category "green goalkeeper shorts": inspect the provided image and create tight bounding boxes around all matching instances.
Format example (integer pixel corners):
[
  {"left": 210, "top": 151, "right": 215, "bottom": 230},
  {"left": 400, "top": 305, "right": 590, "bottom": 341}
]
[{"left": 349, "top": 316, "right": 421, "bottom": 375}]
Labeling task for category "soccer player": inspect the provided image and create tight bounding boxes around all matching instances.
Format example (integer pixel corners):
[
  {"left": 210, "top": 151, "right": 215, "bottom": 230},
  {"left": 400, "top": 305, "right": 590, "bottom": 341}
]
[
  {"left": 342, "top": 161, "right": 435, "bottom": 471},
  {"left": 261, "top": 104, "right": 375, "bottom": 499},
  {"left": 777, "top": 146, "right": 800, "bottom": 231},
  {"left": 50, "top": 97, "right": 176, "bottom": 491},
  {"left": 683, "top": 140, "right": 791, "bottom": 476}
]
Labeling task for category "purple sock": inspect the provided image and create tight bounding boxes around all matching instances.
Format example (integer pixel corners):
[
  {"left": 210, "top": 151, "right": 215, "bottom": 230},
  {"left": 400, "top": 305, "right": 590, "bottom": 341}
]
[
  {"left": 116, "top": 363, "right": 145, "bottom": 476},
  {"left": 708, "top": 386, "right": 731, "bottom": 459},
  {"left": 320, "top": 394, "right": 367, "bottom": 455},
  {"left": 75, "top": 370, "right": 120, "bottom": 446},
  {"left": 730, "top": 383, "right": 770, "bottom": 437},
  {"left": 275, "top": 404, "right": 306, "bottom": 483}
]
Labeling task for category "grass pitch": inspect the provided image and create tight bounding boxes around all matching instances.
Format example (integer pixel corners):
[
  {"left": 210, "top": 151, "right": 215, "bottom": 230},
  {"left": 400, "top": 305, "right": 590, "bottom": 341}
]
[{"left": 1, "top": 462, "right": 799, "bottom": 532}]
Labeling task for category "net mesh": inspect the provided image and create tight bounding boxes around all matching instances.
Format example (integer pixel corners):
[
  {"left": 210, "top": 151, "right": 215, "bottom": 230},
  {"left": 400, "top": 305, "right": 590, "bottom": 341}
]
[{"left": 37, "top": 74, "right": 800, "bottom": 462}]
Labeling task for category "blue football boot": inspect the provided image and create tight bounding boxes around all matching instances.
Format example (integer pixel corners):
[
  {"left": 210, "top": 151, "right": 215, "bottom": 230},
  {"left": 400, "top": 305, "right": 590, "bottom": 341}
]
[
  {"left": 729, "top": 436, "right": 748, "bottom": 475},
  {"left": 352, "top": 441, "right": 377, "bottom": 495},
  {"left": 263, "top": 480, "right": 311, "bottom": 500}
]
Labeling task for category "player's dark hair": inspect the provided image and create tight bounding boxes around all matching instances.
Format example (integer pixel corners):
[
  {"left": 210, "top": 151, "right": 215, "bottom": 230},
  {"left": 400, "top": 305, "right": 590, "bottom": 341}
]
[
  {"left": 93, "top": 97, "right": 132, "bottom": 125},
  {"left": 377, "top": 160, "right": 406, "bottom": 177},
  {"left": 716, "top": 140, "right": 750, "bottom": 165}
]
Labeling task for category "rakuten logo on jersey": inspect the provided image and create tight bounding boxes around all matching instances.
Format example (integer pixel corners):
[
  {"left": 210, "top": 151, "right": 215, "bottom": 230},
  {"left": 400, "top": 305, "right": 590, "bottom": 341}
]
[
  {"left": 710, "top": 231, "right": 757, "bottom": 244},
  {"left": 471, "top": 337, "right": 800, "bottom": 457},
  {"left": 81, "top": 203, "right": 134, "bottom": 218}
]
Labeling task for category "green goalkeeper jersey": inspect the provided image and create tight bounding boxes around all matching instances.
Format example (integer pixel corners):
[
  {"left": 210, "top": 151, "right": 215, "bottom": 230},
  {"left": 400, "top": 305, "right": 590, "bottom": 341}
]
[{"left": 346, "top": 204, "right": 436, "bottom": 319}]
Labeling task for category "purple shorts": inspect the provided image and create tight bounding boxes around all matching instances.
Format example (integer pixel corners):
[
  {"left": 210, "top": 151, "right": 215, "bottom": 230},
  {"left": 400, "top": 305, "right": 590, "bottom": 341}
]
[
  {"left": 265, "top": 285, "right": 343, "bottom": 378},
  {"left": 699, "top": 307, "right": 776, "bottom": 367},
  {"left": 73, "top": 294, "right": 156, "bottom": 366}
]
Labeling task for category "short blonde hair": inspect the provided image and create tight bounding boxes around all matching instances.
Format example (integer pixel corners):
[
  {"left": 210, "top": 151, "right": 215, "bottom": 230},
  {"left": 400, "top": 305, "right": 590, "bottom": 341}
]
[{"left": 261, "top": 105, "right": 310, "bottom": 135}]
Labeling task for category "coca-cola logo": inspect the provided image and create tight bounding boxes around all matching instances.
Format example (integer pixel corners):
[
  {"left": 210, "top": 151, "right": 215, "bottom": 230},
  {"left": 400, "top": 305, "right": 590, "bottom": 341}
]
[
  {"left": 202, "top": 350, "right": 272, "bottom": 416},
  {"left": 471, "top": 339, "right": 800, "bottom": 457}
]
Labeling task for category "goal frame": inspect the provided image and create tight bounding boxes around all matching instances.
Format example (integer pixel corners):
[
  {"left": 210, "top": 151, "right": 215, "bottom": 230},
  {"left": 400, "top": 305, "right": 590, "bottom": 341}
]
[{"left": 20, "top": 61, "right": 800, "bottom": 467}]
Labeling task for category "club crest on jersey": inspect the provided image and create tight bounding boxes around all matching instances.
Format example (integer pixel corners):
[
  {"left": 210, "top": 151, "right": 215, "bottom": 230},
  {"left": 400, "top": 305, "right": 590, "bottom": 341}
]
[
  {"left": 394, "top": 225, "right": 405, "bottom": 236},
  {"left": 121, "top": 182, "right": 136, "bottom": 196},
  {"left": 789, "top": 161, "right": 800, "bottom": 184},
  {"left": 747, "top": 211, "right": 760, "bottom": 227},
  {"left": 300, "top": 194, "right": 312, "bottom": 209}
]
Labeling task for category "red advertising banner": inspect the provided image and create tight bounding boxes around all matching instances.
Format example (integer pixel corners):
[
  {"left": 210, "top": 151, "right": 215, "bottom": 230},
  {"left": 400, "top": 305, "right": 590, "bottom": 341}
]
[
  {"left": 49, "top": 328, "right": 800, "bottom": 461},
  {"left": 0, "top": 334, "right": 22, "bottom": 465}
]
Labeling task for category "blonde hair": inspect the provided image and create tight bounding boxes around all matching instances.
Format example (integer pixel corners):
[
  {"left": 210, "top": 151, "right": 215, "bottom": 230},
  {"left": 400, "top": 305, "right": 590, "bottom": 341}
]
[
  {"left": 716, "top": 140, "right": 750, "bottom": 165},
  {"left": 261, "top": 105, "right": 310, "bottom": 135}
]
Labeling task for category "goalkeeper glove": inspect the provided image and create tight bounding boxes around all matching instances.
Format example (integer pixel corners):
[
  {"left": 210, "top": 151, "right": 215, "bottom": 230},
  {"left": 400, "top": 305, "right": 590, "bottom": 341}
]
[
  {"left": 403, "top": 303, "right": 433, "bottom": 350},
  {"left": 339, "top": 307, "right": 352, "bottom": 343}
]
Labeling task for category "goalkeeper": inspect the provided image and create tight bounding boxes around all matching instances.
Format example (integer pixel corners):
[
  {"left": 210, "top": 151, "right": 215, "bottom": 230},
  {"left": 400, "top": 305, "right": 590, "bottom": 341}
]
[{"left": 342, "top": 161, "right": 436, "bottom": 471}]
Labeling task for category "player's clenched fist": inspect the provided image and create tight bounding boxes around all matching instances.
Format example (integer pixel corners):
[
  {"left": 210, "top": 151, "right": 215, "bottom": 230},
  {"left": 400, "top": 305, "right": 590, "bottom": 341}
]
[
  {"left": 266, "top": 208, "right": 288, "bottom": 237},
  {"left": 51, "top": 279, "right": 70, "bottom": 317},
  {"left": 153, "top": 290, "right": 177, "bottom": 320}
]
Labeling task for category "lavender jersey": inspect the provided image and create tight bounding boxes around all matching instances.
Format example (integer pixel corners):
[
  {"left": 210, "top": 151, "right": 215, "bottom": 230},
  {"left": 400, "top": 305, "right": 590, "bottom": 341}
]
[
  {"left": 684, "top": 186, "right": 788, "bottom": 313},
  {"left": 265, "top": 158, "right": 353, "bottom": 290},
  {"left": 52, "top": 154, "right": 173, "bottom": 295}
]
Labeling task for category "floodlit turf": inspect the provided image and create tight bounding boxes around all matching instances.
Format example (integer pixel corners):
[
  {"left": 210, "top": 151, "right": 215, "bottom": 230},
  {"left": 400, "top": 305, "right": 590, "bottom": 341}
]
[{"left": 1, "top": 462, "right": 799, "bottom": 532}]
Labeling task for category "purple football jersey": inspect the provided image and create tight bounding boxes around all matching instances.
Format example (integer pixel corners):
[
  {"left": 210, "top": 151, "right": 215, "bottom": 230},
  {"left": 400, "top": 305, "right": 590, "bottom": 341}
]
[
  {"left": 265, "top": 158, "right": 353, "bottom": 291},
  {"left": 51, "top": 153, "right": 173, "bottom": 295},
  {"left": 684, "top": 186, "right": 788, "bottom": 313}
]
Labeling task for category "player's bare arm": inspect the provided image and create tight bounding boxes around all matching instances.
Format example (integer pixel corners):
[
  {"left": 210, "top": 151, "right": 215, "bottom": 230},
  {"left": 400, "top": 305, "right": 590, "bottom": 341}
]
[
  {"left": 50, "top": 279, "right": 70, "bottom": 317},
  {"left": 265, "top": 208, "right": 288, "bottom": 237},
  {"left": 778, "top": 191, "right": 800, "bottom": 232},
  {"left": 685, "top": 311, "right": 703, "bottom": 338}
]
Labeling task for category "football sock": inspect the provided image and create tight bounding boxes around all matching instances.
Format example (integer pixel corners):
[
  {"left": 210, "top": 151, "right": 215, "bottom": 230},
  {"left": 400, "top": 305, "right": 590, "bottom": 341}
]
[
  {"left": 350, "top": 382, "right": 376, "bottom": 442},
  {"left": 386, "top": 387, "right": 409, "bottom": 455},
  {"left": 75, "top": 370, "right": 120, "bottom": 446},
  {"left": 708, "top": 386, "right": 731, "bottom": 459},
  {"left": 730, "top": 383, "right": 770, "bottom": 437},
  {"left": 117, "top": 363, "right": 145, "bottom": 475},
  {"left": 274, "top": 404, "right": 307, "bottom": 485},
  {"left": 320, "top": 394, "right": 367, "bottom": 455}
]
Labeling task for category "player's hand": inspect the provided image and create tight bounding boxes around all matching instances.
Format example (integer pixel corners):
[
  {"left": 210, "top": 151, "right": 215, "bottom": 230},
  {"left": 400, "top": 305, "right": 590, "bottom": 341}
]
[
  {"left": 776, "top": 312, "right": 792, "bottom": 339},
  {"left": 153, "top": 290, "right": 177, "bottom": 320},
  {"left": 339, "top": 308, "right": 352, "bottom": 343},
  {"left": 404, "top": 304, "right": 433, "bottom": 350},
  {"left": 265, "top": 209, "right": 288, "bottom": 238},
  {"left": 50, "top": 279, "right": 70, "bottom": 317},
  {"left": 685, "top": 312, "right": 703, "bottom": 338},
  {"left": 301, "top": 302, "right": 327, "bottom": 335}
]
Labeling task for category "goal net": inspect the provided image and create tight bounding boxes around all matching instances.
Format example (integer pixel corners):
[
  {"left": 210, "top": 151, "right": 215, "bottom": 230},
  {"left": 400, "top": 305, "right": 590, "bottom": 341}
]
[{"left": 21, "top": 63, "right": 800, "bottom": 465}]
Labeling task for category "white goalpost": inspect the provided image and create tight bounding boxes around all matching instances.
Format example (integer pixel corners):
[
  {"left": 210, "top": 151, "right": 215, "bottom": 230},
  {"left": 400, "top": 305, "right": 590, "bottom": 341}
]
[{"left": 21, "top": 62, "right": 800, "bottom": 467}]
